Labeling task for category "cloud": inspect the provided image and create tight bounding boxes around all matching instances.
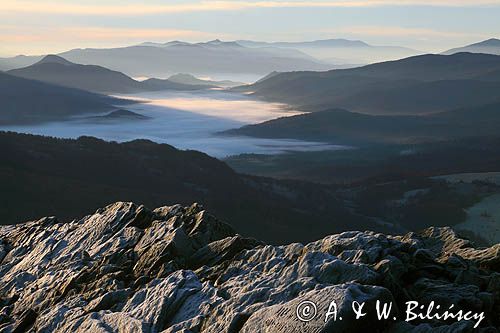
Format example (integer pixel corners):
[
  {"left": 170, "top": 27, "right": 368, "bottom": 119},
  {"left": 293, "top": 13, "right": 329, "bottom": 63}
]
[
  {"left": 62, "top": 27, "right": 224, "bottom": 41},
  {"left": 3, "top": 0, "right": 499, "bottom": 16},
  {"left": 0, "top": 26, "right": 221, "bottom": 42},
  {"left": 334, "top": 26, "right": 487, "bottom": 39}
]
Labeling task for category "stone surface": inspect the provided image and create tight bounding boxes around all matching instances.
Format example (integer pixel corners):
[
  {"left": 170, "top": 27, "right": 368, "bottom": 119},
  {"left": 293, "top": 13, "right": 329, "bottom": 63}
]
[
  {"left": 0, "top": 202, "right": 499, "bottom": 332},
  {"left": 240, "top": 283, "right": 395, "bottom": 333}
]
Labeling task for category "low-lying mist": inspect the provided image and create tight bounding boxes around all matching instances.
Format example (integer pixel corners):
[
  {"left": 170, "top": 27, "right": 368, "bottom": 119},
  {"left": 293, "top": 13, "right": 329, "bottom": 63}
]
[{"left": 0, "top": 90, "right": 345, "bottom": 158}]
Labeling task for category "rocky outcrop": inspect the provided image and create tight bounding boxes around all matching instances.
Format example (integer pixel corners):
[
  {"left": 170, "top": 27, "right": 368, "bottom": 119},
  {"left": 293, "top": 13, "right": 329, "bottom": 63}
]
[{"left": 0, "top": 202, "right": 498, "bottom": 332}]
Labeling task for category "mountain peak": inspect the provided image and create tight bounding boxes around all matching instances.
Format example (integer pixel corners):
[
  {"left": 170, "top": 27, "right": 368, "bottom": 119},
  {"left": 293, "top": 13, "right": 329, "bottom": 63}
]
[
  {"left": 168, "top": 73, "right": 196, "bottom": 80},
  {"left": 470, "top": 38, "right": 500, "bottom": 47},
  {"left": 36, "top": 54, "right": 74, "bottom": 66},
  {"left": 201, "top": 40, "right": 243, "bottom": 48}
]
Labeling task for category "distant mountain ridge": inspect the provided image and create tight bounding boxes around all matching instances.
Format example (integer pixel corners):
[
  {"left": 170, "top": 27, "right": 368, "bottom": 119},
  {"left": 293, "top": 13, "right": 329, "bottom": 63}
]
[
  {"left": 142, "top": 39, "right": 245, "bottom": 49},
  {"left": 244, "top": 38, "right": 371, "bottom": 48},
  {"left": 0, "top": 41, "right": 331, "bottom": 79},
  {"left": 8, "top": 55, "right": 212, "bottom": 94},
  {"left": 0, "top": 38, "right": 419, "bottom": 78},
  {"left": 236, "top": 52, "right": 500, "bottom": 115},
  {"left": 444, "top": 38, "right": 500, "bottom": 55},
  {"left": 167, "top": 73, "right": 244, "bottom": 88},
  {"left": 469, "top": 38, "right": 500, "bottom": 47},
  {"left": 55, "top": 42, "right": 330, "bottom": 78},
  {"left": 237, "top": 38, "right": 421, "bottom": 64},
  {"left": 0, "top": 54, "right": 43, "bottom": 71}
]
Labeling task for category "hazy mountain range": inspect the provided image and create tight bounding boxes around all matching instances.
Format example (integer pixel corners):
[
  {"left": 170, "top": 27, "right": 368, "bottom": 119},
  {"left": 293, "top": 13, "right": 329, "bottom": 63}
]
[
  {"left": 0, "top": 54, "right": 44, "bottom": 71},
  {"left": 236, "top": 38, "right": 421, "bottom": 64},
  {"left": 0, "top": 40, "right": 332, "bottom": 80},
  {"left": 7, "top": 55, "right": 213, "bottom": 94},
  {"left": 235, "top": 52, "right": 500, "bottom": 115},
  {"left": 1, "top": 38, "right": 498, "bottom": 80},
  {"left": 3, "top": 49, "right": 500, "bottom": 131}
]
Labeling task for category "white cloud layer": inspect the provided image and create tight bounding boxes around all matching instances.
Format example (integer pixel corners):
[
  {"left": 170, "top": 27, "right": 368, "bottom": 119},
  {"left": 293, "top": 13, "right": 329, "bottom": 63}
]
[
  {"left": 333, "top": 26, "right": 486, "bottom": 38},
  {"left": 3, "top": 0, "right": 499, "bottom": 16}
]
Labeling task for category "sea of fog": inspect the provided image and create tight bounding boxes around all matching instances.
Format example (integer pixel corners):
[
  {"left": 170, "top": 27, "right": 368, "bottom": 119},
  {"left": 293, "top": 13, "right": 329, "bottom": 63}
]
[{"left": 1, "top": 90, "right": 345, "bottom": 158}]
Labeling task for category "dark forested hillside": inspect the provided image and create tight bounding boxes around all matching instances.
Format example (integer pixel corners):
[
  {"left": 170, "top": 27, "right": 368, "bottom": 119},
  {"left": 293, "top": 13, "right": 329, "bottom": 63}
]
[
  {"left": 0, "top": 72, "right": 126, "bottom": 125},
  {"left": 223, "top": 103, "right": 500, "bottom": 145},
  {"left": 226, "top": 137, "right": 500, "bottom": 184},
  {"left": 0, "top": 131, "right": 379, "bottom": 244}
]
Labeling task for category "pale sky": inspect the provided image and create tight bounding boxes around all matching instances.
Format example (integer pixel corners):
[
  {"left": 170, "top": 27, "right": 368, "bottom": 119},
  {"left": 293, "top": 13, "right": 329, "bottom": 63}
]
[{"left": 1, "top": 0, "right": 500, "bottom": 56}]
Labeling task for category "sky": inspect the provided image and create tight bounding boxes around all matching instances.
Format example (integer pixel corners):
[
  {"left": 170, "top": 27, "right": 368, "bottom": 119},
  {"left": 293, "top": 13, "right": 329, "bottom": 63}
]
[{"left": 1, "top": 0, "right": 500, "bottom": 56}]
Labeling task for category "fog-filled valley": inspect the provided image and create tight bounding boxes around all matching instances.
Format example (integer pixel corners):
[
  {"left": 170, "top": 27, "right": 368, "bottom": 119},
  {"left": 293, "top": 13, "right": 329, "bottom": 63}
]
[{"left": 0, "top": 89, "right": 342, "bottom": 157}]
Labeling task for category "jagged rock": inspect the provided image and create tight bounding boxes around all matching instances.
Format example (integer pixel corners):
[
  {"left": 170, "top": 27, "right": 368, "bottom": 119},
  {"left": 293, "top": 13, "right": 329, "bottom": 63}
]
[
  {"left": 305, "top": 231, "right": 396, "bottom": 264},
  {"left": 33, "top": 296, "right": 87, "bottom": 332},
  {"left": 409, "top": 278, "right": 494, "bottom": 314},
  {"left": 374, "top": 255, "right": 411, "bottom": 304},
  {"left": 455, "top": 269, "right": 489, "bottom": 289},
  {"left": 188, "top": 235, "right": 262, "bottom": 269},
  {"left": 412, "top": 227, "right": 500, "bottom": 270},
  {"left": 488, "top": 273, "right": 500, "bottom": 301},
  {"left": 133, "top": 204, "right": 235, "bottom": 278},
  {"left": 240, "top": 283, "right": 396, "bottom": 333},
  {"left": 84, "top": 289, "right": 131, "bottom": 312},
  {"left": 0, "top": 240, "right": 7, "bottom": 263},
  {"left": 55, "top": 311, "right": 146, "bottom": 333},
  {"left": 338, "top": 249, "right": 370, "bottom": 264},
  {"left": 118, "top": 270, "right": 222, "bottom": 332},
  {"left": 0, "top": 202, "right": 499, "bottom": 332}
]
